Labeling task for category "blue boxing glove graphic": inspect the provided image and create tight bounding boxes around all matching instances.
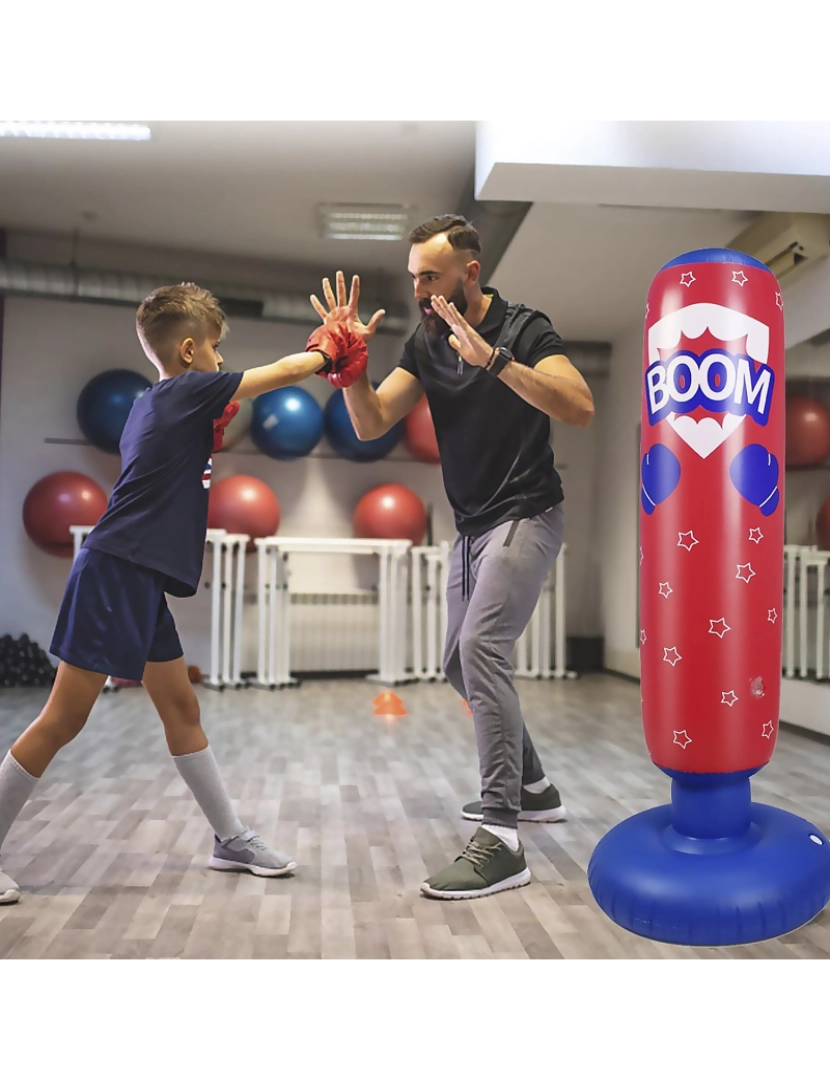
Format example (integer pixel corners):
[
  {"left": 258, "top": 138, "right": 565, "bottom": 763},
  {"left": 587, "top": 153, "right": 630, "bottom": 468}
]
[
  {"left": 641, "top": 444, "right": 681, "bottom": 515},
  {"left": 729, "top": 444, "right": 780, "bottom": 517}
]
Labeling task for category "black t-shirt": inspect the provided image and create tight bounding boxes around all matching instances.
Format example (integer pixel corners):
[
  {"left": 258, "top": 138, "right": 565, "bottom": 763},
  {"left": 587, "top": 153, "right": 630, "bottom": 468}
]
[
  {"left": 84, "top": 369, "right": 243, "bottom": 596},
  {"left": 398, "top": 288, "right": 566, "bottom": 536}
]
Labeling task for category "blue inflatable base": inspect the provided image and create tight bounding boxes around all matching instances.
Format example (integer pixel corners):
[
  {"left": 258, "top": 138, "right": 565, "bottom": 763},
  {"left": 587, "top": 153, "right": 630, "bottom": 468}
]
[{"left": 588, "top": 802, "right": 830, "bottom": 946}]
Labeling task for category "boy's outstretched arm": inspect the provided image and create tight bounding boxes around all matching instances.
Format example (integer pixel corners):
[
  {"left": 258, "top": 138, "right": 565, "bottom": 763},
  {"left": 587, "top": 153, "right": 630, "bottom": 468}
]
[{"left": 231, "top": 350, "right": 327, "bottom": 402}]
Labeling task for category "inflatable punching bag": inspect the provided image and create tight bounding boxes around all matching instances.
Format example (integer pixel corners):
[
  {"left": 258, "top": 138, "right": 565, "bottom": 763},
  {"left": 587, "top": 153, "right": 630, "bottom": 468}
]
[{"left": 588, "top": 249, "right": 830, "bottom": 946}]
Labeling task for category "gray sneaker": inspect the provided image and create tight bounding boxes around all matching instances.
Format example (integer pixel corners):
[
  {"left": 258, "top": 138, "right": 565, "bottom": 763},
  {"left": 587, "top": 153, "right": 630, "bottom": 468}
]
[
  {"left": 0, "top": 861, "right": 21, "bottom": 905},
  {"left": 209, "top": 829, "right": 297, "bottom": 877},
  {"left": 462, "top": 782, "right": 567, "bottom": 823}
]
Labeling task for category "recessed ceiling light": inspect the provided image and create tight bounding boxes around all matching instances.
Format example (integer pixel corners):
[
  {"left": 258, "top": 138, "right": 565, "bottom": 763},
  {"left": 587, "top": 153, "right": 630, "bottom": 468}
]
[
  {"left": 0, "top": 121, "right": 151, "bottom": 141},
  {"left": 319, "top": 204, "right": 412, "bottom": 241}
]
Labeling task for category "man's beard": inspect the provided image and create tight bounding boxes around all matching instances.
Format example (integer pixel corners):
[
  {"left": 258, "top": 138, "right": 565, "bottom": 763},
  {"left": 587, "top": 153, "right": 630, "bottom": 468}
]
[{"left": 420, "top": 280, "right": 468, "bottom": 340}]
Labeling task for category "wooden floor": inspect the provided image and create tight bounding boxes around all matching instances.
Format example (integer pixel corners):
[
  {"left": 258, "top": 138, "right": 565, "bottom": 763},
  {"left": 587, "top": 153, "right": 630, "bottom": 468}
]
[{"left": 0, "top": 673, "right": 828, "bottom": 960}]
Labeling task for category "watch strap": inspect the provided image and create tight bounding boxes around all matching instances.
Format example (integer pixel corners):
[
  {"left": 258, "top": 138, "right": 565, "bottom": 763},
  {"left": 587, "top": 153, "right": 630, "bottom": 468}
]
[{"left": 486, "top": 347, "right": 512, "bottom": 377}]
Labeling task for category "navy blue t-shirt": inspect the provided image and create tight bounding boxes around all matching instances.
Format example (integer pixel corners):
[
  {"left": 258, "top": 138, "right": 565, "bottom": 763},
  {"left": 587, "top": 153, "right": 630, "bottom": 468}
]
[{"left": 84, "top": 370, "right": 243, "bottom": 597}]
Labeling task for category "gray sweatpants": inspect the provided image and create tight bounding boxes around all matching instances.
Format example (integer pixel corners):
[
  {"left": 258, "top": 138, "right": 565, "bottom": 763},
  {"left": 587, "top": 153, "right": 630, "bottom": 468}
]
[{"left": 443, "top": 503, "right": 566, "bottom": 829}]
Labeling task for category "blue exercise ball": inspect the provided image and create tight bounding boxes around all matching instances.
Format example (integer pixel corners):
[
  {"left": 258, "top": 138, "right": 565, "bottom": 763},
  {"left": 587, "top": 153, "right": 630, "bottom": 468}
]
[
  {"left": 324, "top": 387, "right": 403, "bottom": 462},
  {"left": 251, "top": 386, "right": 324, "bottom": 460},
  {"left": 76, "top": 369, "right": 152, "bottom": 454}
]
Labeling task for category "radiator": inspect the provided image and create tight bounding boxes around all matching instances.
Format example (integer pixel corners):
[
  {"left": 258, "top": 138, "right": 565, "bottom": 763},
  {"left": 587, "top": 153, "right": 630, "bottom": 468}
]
[
  {"left": 784, "top": 546, "right": 830, "bottom": 681},
  {"left": 288, "top": 591, "right": 381, "bottom": 673}
]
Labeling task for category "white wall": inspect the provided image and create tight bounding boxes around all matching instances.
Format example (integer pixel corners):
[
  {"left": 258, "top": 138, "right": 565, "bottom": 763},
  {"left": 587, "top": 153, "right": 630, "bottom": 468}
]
[
  {"left": 782, "top": 363, "right": 830, "bottom": 548},
  {"left": 0, "top": 293, "right": 602, "bottom": 673},
  {"left": 597, "top": 324, "right": 643, "bottom": 678},
  {"left": 782, "top": 255, "right": 830, "bottom": 349},
  {"left": 552, "top": 379, "right": 605, "bottom": 639}
]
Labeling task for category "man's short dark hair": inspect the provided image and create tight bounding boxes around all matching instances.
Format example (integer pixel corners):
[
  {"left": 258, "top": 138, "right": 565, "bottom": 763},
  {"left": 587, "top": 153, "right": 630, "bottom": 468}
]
[{"left": 408, "top": 214, "right": 481, "bottom": 255}]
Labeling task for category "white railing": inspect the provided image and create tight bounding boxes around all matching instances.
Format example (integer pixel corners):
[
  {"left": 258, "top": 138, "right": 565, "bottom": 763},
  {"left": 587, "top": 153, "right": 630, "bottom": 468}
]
[
  {"left": 69, "top": 525, "right": 118, "bottom": 692},
  {"left": 516, "top": 542, "right": 573, "bottom": 680},
  {"left": 69, "top": 525, "right": 247, "bottom": 691},
  {"left": 410, "top": 543, "right": 451, "bottom": 680},
  {"left": 409, "top": 542, "right": 574, "bottom": 682},
  {"left": 203, "top": 530, "right": 249, "bottom": 691},
  {"left": 252, "top": 538, "right": 412, "bottom": 688},
  {"left": 68, "top": 526, "right": 576, "bottom": 687},
  {"left": 785, "top": 544, "right": 830, "bottom": 682}
]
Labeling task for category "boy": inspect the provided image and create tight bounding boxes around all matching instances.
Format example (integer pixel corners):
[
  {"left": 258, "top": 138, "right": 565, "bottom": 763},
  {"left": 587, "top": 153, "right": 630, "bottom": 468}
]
[{"left": 0, "top": 282, "right": 366, "bottom": 905}]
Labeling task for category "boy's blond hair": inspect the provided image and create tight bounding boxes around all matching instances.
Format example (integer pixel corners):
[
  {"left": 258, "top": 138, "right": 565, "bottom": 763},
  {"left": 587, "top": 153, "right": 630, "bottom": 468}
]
[{"left": 136, "top": 283, "right": 227, "bottom": 369}]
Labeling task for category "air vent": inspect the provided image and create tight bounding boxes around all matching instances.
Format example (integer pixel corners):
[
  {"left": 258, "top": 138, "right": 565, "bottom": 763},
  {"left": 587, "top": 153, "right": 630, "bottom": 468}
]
[{"left": 318, "top": 204, "right": 412, "bottom": 242}]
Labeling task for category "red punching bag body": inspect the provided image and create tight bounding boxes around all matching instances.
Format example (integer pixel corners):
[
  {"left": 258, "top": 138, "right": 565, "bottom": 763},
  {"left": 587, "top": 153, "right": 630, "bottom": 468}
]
[
  {"left": 640, "top": 257, "right": 784, "bottom": 773},
  {"left": 588, "top": 249, "right": 830, "bottom": 948}
]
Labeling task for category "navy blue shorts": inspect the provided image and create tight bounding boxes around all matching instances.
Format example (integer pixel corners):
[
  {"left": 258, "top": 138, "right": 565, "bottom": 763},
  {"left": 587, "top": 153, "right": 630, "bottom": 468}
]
[{"left": 50, "top": 547, "right": 183, "bottom": 681}]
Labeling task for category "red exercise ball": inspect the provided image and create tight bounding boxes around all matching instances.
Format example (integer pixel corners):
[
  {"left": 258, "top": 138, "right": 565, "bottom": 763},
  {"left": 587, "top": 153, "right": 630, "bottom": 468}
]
[
  {"left": 817, "top": 497, "right": 830, "bottom": 551},
  {"left": 353, "top": 484, "right": 428, "bottom": 546},
  {"left": 785, "top": 395, "right": 830, "bottom": 467},
  {"left": 208, "top": 475, "right": 280, "bottom": 551},
  {"left": 23, "top": 471, "right": 109, "bottom": 557},
  {"left": 404, "top": 396, "right": 440, "bottom": 464}
]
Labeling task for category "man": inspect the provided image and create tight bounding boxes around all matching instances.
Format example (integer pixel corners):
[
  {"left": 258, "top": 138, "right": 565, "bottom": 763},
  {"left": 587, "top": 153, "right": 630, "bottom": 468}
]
[{"left": 311, "top": 214, "right": 594, "bottom": 900}]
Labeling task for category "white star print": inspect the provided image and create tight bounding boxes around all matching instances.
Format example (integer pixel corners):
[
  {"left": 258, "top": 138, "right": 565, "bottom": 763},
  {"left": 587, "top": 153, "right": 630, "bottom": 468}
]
[
  {"left": 775, "top": 292, "right": 783, "bottom": 310},
  {"left": 680, "top": 272, "right": 696, "bottom": 288},
  {"left": 640, "top": 629, "right": 647, "bottom": 645},
  {"left": 663, "top": 647, "right": 682, "bottom": 667},
  {"left": 762, "top": 721, "right": 775, "bottom": 739},
  {"left": 678, "top": 531, "right": 699, "bottom": 552},
  {"left": 768, "top": 608, "right": 778, "bottom": 624},
  {"left": 645, "top": 303, "right": 650, "bottom": 318},
  {"left": 749, "top": 528, "right": 764, "bottom": 544},
  {"left": 658, "top": 582, "right": 673, "bottom": 599},
  {"left": 721, "top": 690, "right": 739, "bottom": 707},
  {"left": 673, "top": 730, "right": 692, "bottom": 749},
  {"left": 736, "top": 563, "right": 756, "bottom": 584},
  {"left": 709, "top": 619, "right": 731, "bottom": 638},
  {"left": 639, "top": 546, "right": 644, "bottom": 566},
  {"left": 732, "top": 270, "right": 748, "bottom": 287}
]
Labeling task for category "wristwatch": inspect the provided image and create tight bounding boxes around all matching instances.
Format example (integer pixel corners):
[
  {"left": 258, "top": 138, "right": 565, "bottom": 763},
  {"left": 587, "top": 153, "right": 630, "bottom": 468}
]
[{"left": 486, "top": 346, "right": 513, "bottom": 377}]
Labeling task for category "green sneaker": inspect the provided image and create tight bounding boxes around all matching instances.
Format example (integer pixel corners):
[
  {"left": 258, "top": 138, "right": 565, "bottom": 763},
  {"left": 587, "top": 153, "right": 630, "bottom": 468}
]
[
  {"left": 420, "top": 827, "right": 531, "bottom": 900},
  {"left": 462, "top": 783, "right": 567, "bottom": 823}
]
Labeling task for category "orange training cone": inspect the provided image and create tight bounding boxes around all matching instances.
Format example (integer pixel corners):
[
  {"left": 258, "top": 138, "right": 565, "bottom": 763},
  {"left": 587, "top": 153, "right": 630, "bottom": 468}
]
[{"left": 372, "top": 691, "right": 408, "bottom": 717}]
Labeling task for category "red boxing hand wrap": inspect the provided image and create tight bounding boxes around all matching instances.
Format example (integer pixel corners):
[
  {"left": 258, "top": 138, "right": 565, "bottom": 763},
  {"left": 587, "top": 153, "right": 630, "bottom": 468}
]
[
  {"left": 213, "top": 400, "right": 240, "bottom": 451},
  {"left": 307, "top": 326, "right": 342, "bottom": 374},
  {"left": 328, "top": 345, "right": 368, "bottom": 389},
  {"left": 307, "top": 323, "right": 368, "bottom": 389}
]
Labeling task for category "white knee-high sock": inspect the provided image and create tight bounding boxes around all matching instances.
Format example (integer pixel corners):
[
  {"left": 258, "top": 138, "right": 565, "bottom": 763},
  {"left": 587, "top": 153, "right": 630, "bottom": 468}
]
[
  {"left": 0, "top": 752, "right": 39, "bottom": 852},
  {"left": 173, "top": 746, "right": 245, "bottom": 842}
]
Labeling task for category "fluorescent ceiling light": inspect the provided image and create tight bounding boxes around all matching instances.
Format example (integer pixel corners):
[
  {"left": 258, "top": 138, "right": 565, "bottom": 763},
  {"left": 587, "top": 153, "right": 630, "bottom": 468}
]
[
  {"left": 319, "top": 204, "right": 411, "bottom": 241},
  {"left": 0, "top": 121, "right": 151, "bottom": 141}
]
